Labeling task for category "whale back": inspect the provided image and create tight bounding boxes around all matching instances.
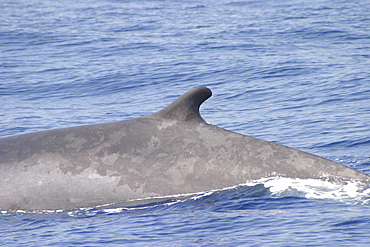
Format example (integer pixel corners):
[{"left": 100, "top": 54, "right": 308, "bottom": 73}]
[{"left": 0, "top": 87, "right": 369, "bottom": 211}]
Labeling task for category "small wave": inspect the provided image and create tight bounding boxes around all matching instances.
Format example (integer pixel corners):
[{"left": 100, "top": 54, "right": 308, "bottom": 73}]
[
  {"left": 81, "top": 177, "right": 370, "bottom": 215},
  {"left": 65, "top": 185, "right": 270, "bottom": 217},
  {"left": 250, "top": 177, "right": 370, "bottom": 205},
  {"left": 66, "top": 192, "right": 208, "bottom": 217}
]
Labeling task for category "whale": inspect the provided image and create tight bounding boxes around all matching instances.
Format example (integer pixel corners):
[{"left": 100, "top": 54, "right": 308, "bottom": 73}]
[{"left": 1, "top": 87, "right": 369, "bottom": 211}]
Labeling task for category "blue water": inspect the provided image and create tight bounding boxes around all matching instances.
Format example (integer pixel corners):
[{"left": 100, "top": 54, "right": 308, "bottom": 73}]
[{"left": 1, "top": 0, "right": 370, "bottom": 245}]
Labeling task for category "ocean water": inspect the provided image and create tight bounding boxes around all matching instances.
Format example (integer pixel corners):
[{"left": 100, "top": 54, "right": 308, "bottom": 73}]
[{"left": 1, "top": 0, "right": 370, "bottom": 246}]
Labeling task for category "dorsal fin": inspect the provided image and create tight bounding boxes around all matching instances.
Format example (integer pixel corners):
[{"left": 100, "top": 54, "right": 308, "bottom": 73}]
[{"left": 150, "top": 87, "right": 212, "bottom": 122}]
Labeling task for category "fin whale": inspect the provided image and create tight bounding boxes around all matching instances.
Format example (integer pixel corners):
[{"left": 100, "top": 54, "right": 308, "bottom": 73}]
[{"left": 0, "top": 87, "right": 369, "bottom": 210}]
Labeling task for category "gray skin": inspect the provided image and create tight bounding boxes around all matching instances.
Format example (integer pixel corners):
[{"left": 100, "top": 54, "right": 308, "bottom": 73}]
[{"left": 0, "top": 87, "right": 369, "bottom": 211}]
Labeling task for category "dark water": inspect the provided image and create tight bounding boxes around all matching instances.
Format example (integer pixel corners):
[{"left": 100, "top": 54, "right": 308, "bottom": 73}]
[{"left": 1, "top": 0, "right": 370, "bottom": 246}]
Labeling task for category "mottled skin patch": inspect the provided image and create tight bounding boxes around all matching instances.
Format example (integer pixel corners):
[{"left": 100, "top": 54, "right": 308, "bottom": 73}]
[{"left": 0, "top": 87, "right": 369, "bottom": 211}]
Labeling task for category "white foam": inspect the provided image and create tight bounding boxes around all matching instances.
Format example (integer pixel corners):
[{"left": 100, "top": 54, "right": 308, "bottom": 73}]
[{"left": 248, "top": 177, "right": 370, "bottom": 205}]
